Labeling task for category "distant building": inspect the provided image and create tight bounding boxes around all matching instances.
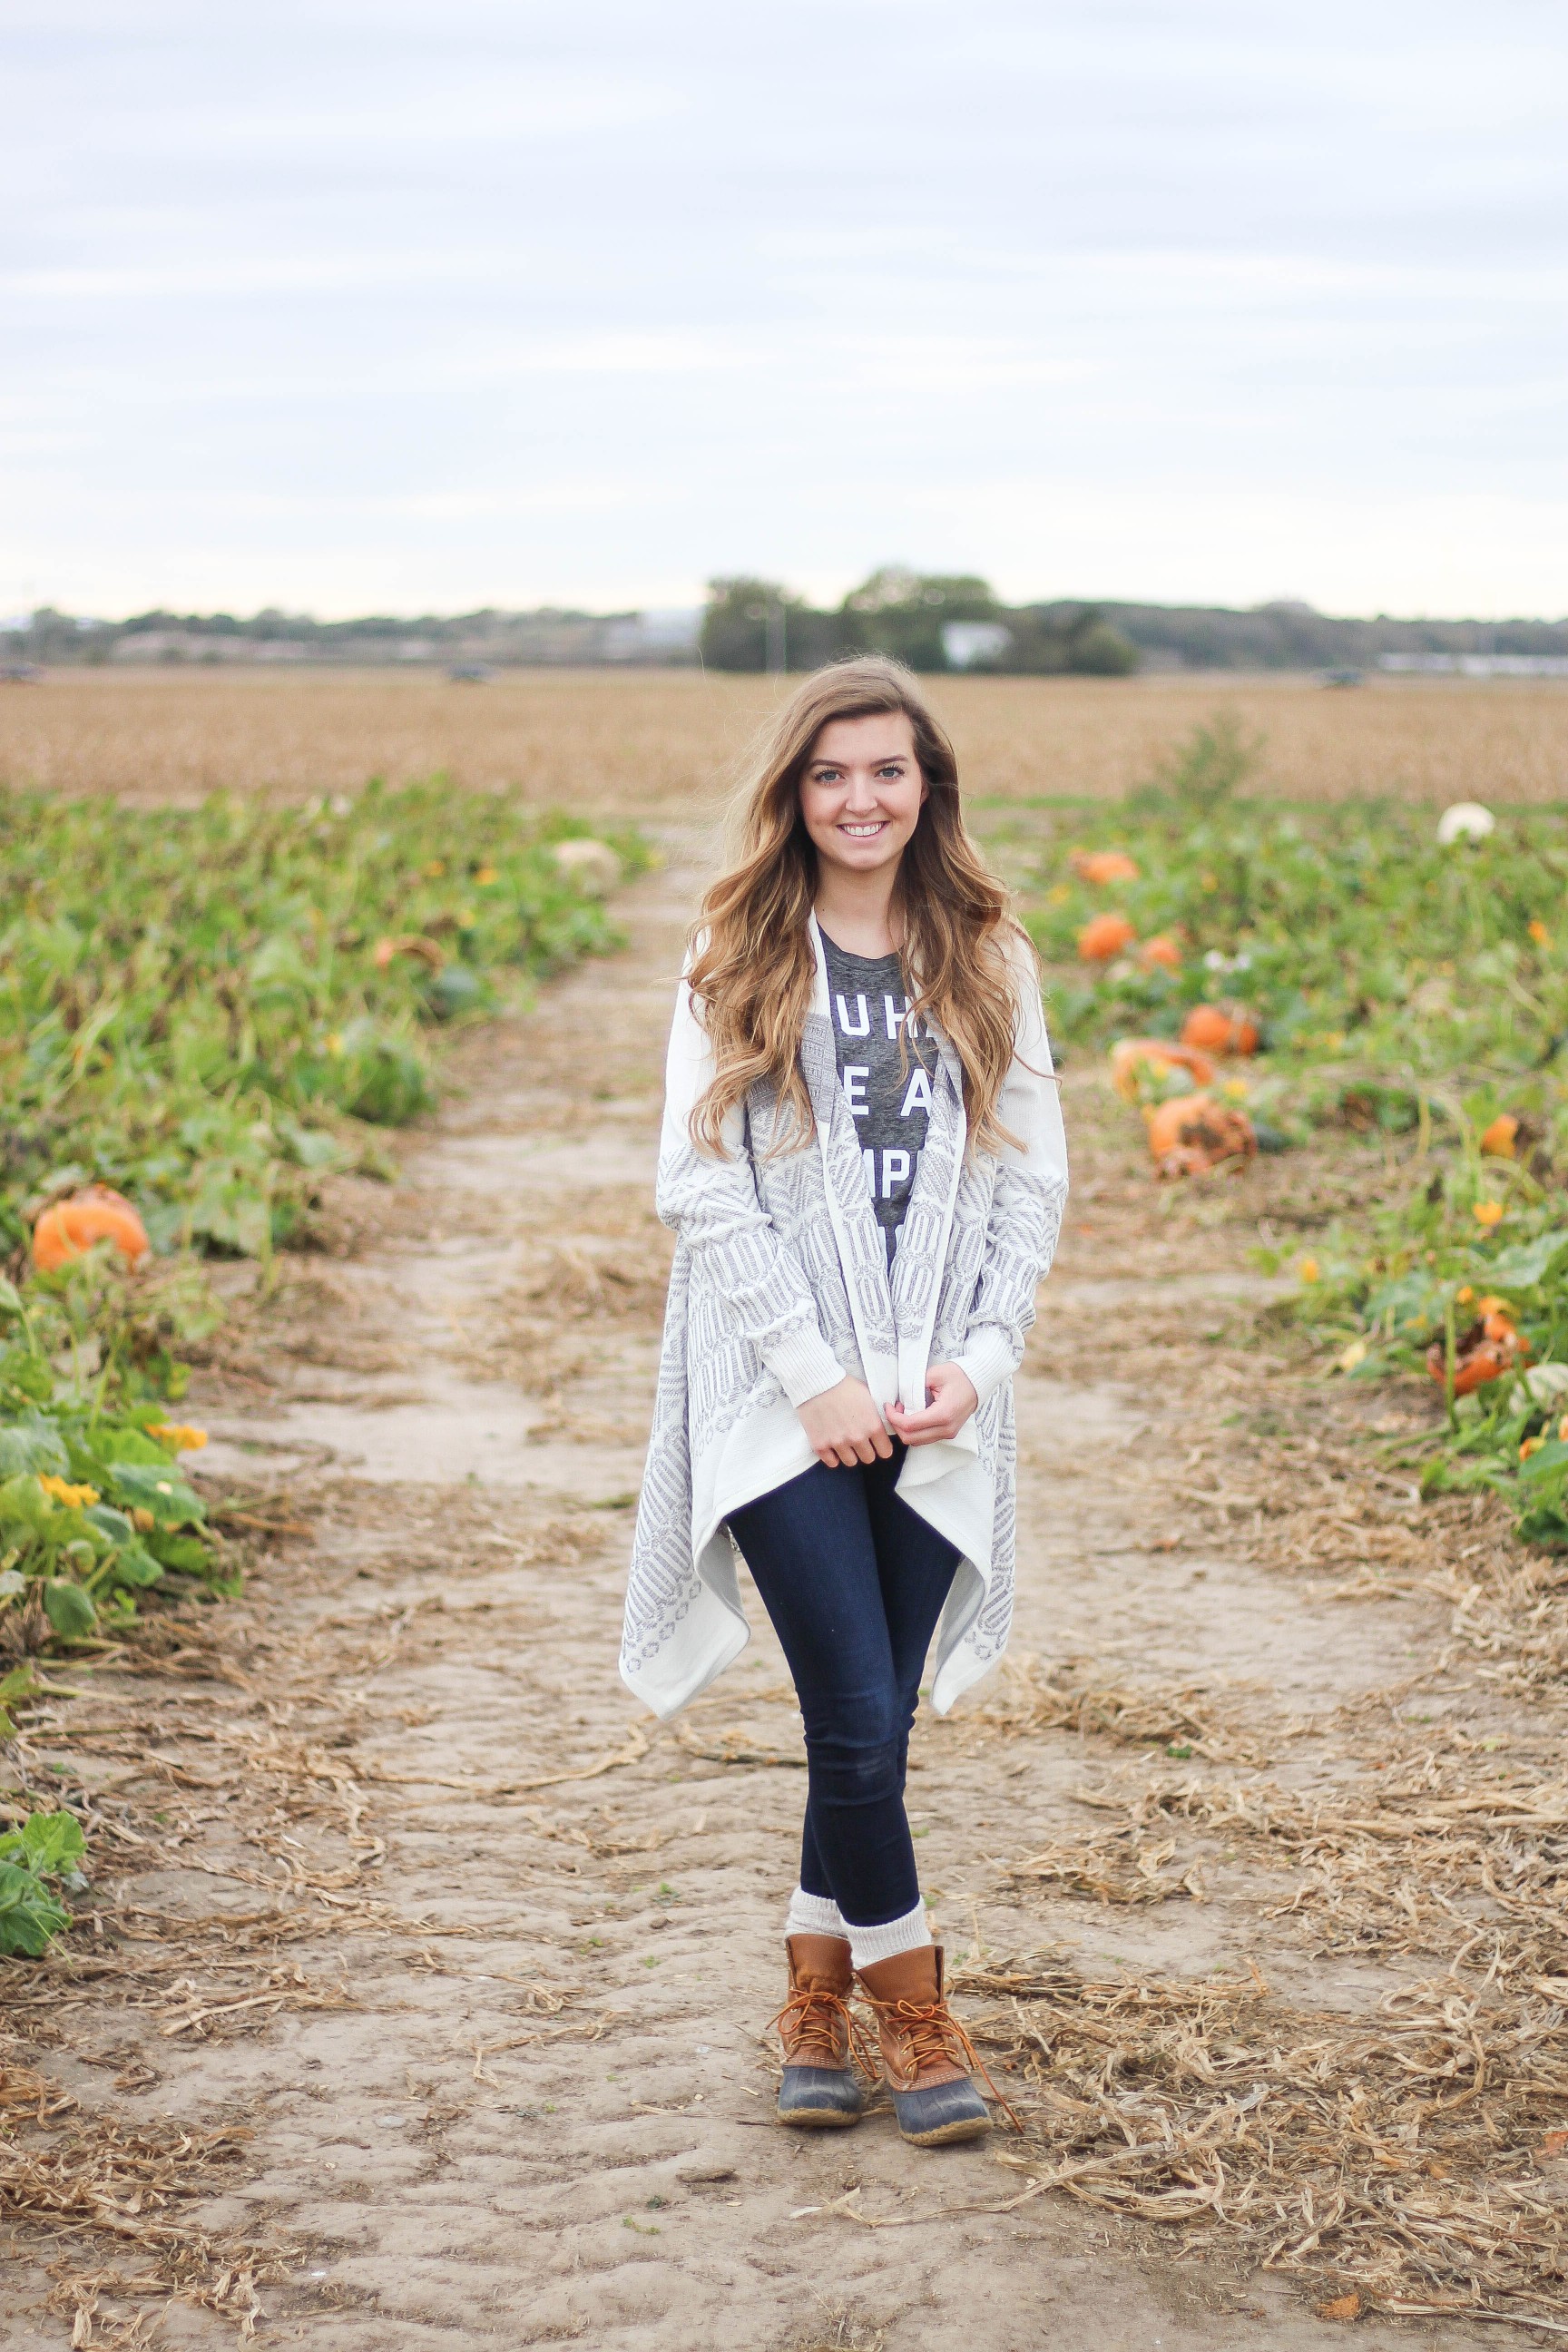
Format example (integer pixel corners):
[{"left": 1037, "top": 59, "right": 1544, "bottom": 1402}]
[
  {"left": 1378, "top": 653, "right": 1568, "bottom": 678},
  {"left": 941, "top": 621, "right": 1012, "bottom": 670}
]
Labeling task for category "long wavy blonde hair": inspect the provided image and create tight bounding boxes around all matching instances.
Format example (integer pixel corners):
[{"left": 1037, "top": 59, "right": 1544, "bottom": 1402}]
[{"left": 688, "top": 658, "right": 1029, "bottom": 1156}]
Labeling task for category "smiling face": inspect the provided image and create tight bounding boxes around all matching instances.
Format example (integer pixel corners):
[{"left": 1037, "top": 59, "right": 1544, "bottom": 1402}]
[{"left": 798, "top": 711, "right": 928, "bottom": 882}]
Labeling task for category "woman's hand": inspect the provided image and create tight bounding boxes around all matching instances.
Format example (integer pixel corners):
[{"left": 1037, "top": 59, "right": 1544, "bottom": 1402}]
[
  {"left": 887, "top": 1362, "right": 979, "bottom": 1448},
  {"left": 797, "top": 1377, "right": 894, "bottom": 1468}
]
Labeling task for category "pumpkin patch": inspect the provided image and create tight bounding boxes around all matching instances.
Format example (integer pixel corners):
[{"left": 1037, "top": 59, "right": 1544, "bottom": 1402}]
[
  {"left": 1109, "top": 1037, "right": 1217, "bottom": 1102},
  {"left": 1077, "top": 912, "right": 1137, "bottom": 962},
  {"left": 1144, "top": 1092, "right": 1258, "bottom": 1178},
  {"left": 1070, "top": 848, "right": 1139, "bottom": 885},
  {"left": 32, "top": 1188, "right": 150, "bottom": 1272},
  {"left": 1136, "top": 932, "right": 1182, "bottom": 972},
  {"left": 0, "top": 780, "right": 646, "bottom": 1705},
  {"left": 1004, "top": 715, "right": 1568, "bottom": 1550},
  {"left": 1181, "top": 1003, "right": 1260, "bottom": 1056}
]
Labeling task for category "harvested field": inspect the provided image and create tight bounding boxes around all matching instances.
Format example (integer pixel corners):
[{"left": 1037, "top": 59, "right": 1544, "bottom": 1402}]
[
  {"left": 3, "top": 666, "right": 1567, "bottom": 811},
  {"left": 3, "top": 829, "right": 1566, "bottom": 2349}
]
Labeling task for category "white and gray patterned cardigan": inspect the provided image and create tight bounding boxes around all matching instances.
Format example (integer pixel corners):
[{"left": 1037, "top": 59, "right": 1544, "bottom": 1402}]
[{"left": 621, "top": 916, "right": 1068, "bottom": 1722}]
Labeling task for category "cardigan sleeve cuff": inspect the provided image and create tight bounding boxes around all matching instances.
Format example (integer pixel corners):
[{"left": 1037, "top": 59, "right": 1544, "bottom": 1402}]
[
  {"left": 951, "top": 1324, "right": 1021, "bottom": 1415},
  {"left": 763, "top": 1322, "right": 848, "bottom": 1409}
]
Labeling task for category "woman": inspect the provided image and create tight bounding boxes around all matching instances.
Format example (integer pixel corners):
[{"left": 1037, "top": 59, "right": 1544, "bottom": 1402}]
[{"left": 622, "top": 658, "right": 1067, "bottom": 2146}]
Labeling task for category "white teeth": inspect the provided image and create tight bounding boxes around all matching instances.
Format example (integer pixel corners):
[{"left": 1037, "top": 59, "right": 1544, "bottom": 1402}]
[{"left": 840, "top": 823, "right": 885, "bottom": 836}]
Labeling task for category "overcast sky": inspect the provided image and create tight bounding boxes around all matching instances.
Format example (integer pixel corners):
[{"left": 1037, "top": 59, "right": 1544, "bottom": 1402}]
[{"left": 5, "top": 0, "right": 1566, "bottom": 620}]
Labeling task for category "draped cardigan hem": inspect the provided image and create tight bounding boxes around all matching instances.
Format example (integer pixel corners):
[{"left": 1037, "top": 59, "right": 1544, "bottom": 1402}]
[{"left": 620, "top": 918, "right": 1068, "bottom": 1722}]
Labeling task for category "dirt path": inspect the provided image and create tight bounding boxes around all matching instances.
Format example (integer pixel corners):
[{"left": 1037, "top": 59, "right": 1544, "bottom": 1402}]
[{"left": 3, "top": 837, "right": 1549, "bottom": 2351}]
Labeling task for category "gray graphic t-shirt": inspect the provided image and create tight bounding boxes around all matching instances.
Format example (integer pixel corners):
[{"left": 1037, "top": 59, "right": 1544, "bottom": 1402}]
[{"left": 818, "top": 928, "right": 936, "bottom": 1266}]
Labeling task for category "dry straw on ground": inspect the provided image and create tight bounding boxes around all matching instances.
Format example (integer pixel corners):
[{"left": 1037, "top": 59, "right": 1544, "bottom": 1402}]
[
  {"left": 958, "top": 1954, "right": 1568, "bottom": 2335},
  {"left": 4, "top": 668, "right": 1566, "bottom": 811}
]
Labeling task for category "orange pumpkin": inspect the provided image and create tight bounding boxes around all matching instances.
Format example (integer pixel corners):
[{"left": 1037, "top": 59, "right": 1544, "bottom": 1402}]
[
  {"left": 1137, "top": 932, "right": 1182, "bottom": 972},
  {"left": 1109, "top": 1037, "right": 1218, "bottom": 1102},
  {"left": 33, "top": 1187, "right": 151, "bottom": 1272},
  {"left": 1427, "top": 1311, "right": 1528, "bottom": 1396},
  {"left": 1144, "top": 1093, "right": 1258, "bottom": 1178},
  {"left": 1480, "top": 1112, "right": 1520, "bottom": 1159},
  {"left": 1070, "top": 848, "right": 1139, "bottom": 886},
  {"left": 1181, "top": 1002, "right": 1260, "bottom": 1055},
  {"left": 1077, "top": 913, "right": 1137, "bottom": 963}
]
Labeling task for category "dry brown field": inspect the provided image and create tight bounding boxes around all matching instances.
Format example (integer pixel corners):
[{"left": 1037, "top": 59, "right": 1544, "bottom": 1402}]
[{"left": 2, "top": 664, "right": 1565, "bottom": 811}]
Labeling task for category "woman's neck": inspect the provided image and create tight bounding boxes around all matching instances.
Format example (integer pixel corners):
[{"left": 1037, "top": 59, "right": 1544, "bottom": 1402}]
[{"left": 813, "top": 860, "right": 903, "bottom": 958}]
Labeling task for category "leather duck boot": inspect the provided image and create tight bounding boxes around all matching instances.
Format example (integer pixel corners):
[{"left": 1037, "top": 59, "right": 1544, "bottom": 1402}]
[
  {"left": 774, "top": 1935, "right": 876, "bottom": 2128},
  {"left": 857, "top": 1945, "right": 1015, "bottom": 2148}
]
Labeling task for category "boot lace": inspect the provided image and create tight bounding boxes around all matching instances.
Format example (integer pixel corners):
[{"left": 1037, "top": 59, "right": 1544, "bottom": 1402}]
[
  {"left": 771, "top": 1984, "right": 881, "bottom": 2084},
  {"left": 868, "top": 1994, "right": 1023, "bottom": 2131}
]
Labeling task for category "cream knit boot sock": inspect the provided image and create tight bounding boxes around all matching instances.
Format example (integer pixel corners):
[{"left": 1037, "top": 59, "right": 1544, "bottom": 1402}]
[
  {"left": 785, "top": 1886, "right": 848, "bottom": 1941},
  {"left": 846, "top": 1899, "right": 931, "bottom": 1973}
]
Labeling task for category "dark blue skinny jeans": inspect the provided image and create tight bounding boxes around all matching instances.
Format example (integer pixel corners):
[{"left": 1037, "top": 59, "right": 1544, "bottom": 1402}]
[{"left": 728, "top": 1443, "right": 960, "bottom": 1928}]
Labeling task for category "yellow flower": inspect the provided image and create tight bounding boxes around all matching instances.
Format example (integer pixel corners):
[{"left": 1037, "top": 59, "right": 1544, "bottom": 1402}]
[
  {"left": 1473, "top": 1200, "right": 1505, "bottom": 1228},
  {"left": 149, "top": 1423, "right": 207, "bottom": 1451},
  {"left": 1530, "top": 918, "right": 1551, "bottom": 945},
  {"left": 38, "top": 1474, "right": 100, "bottom": 1509},
  {"left": 1558, "top": 1415, "right": 1568, "bottom": 1443},
  {"left": 1298, "top": 1256, "right": 1320, "bottom": 1284},
  {"left": 1220, "top": 1078, "right": 1249, "bottom": 1102},
  {"left": 425, "top": 858, "right": 446, "bottom": 877},
  {"left": 1338, "top": 1338, "right": 1367, "bottom": 1372},
  {"left": 1521, "top": 1435, "right": 1547, "bottom": 1460},
  {"left": 1046, "top": 884, "right": 1072, "bottom": 907},
  {"left": 1455, "top": 1284, "right": 1474, "bottom": 1305},
  {"left": 475, "top": 865, "right": 499, "bottom": 886}
]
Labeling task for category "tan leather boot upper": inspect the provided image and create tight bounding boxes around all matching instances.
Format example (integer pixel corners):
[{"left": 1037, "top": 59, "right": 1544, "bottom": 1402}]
[
  {"left": 779, "top": 1934, "right": 858, "bottom": 2071},
  {"left": 856, "top": 1945, "right": 978, "bottom": 2092}
]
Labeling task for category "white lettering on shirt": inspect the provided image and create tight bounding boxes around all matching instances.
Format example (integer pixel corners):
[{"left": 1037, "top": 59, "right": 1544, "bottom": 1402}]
[
  {"left": 861, "top": 1146, "right": 877, "bottom": 1193},
  {"left": 881, "top": 1149, "right": 911, "bottom": 1199},
  {"left": 842, "top": 1065, "right": 869, "bottom": 1118},
  {"left": 899, "top": 1066, "right": 934, "bottom": 1119},
  {"left": 836, "top": 993, "right": 870, "bottom": 1037}
]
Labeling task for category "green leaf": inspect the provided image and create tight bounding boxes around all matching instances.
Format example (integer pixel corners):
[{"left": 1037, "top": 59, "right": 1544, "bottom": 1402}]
[
  {"left": 42, "top": 1579, "right": 97, "bottom": 1638},
  {"left": 2, "top": 1357, "right": 54, "bottom": 1404},
  {"left": 0, "top": 1420, "right": 69, "bottom": 1479},
  {"left": 15, "top": 1810, "right": 85, "bottom": 1873},
  {"left": 146, "top": 1531, "right": 210, "bottom": 1576},
  {"left": 1483, "top": 1232, "right": 1568, "bottom": 1290},
  {"left": 106, "top": 1538, "right": 165, "bottom": 1587},
  {"left": 104, "top": 1462, "right": 205, "bottom": 1527},
  {"left": 0, "top": 1861, "right": 71, "bottom": 1955},
  {"left": 0, "top": 1474, "right": 57, "bottom": 1535},
  {"left": 94, "top": 1428, "right": 175, "bottom": 1467},
  {"left": 1521, "top": 1439, "right": 1568, "bottom": 1485}
]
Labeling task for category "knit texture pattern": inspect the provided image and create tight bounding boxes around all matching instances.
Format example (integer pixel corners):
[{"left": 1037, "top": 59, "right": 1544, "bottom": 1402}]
[{"left": 622, "top": 963, "right": 1067, "bottom": 1717}]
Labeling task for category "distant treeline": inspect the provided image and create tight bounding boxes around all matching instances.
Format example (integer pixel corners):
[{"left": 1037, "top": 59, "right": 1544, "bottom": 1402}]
[
  {"left": 700, "top": 571, "right": 1136, "bottom": 675},
  {"left": 2, "top": 603, "right": 697, "bottom": 670},
  {"left": 702, "top": 573, "right": 1568, "bottom": 675},
  {"left": 6, "top": 578, "right": 1568, "bottom": 675}
]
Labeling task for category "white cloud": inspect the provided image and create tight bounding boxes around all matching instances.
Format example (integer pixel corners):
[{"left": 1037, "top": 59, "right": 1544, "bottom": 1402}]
[{"left": 4, "top": 0, "right": 1566, "bottom": 616}]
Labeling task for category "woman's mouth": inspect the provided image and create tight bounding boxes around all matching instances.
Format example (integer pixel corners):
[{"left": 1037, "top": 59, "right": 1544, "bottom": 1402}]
[{"left": 838, "top": 820, "right": 887, "bottom": 838}]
